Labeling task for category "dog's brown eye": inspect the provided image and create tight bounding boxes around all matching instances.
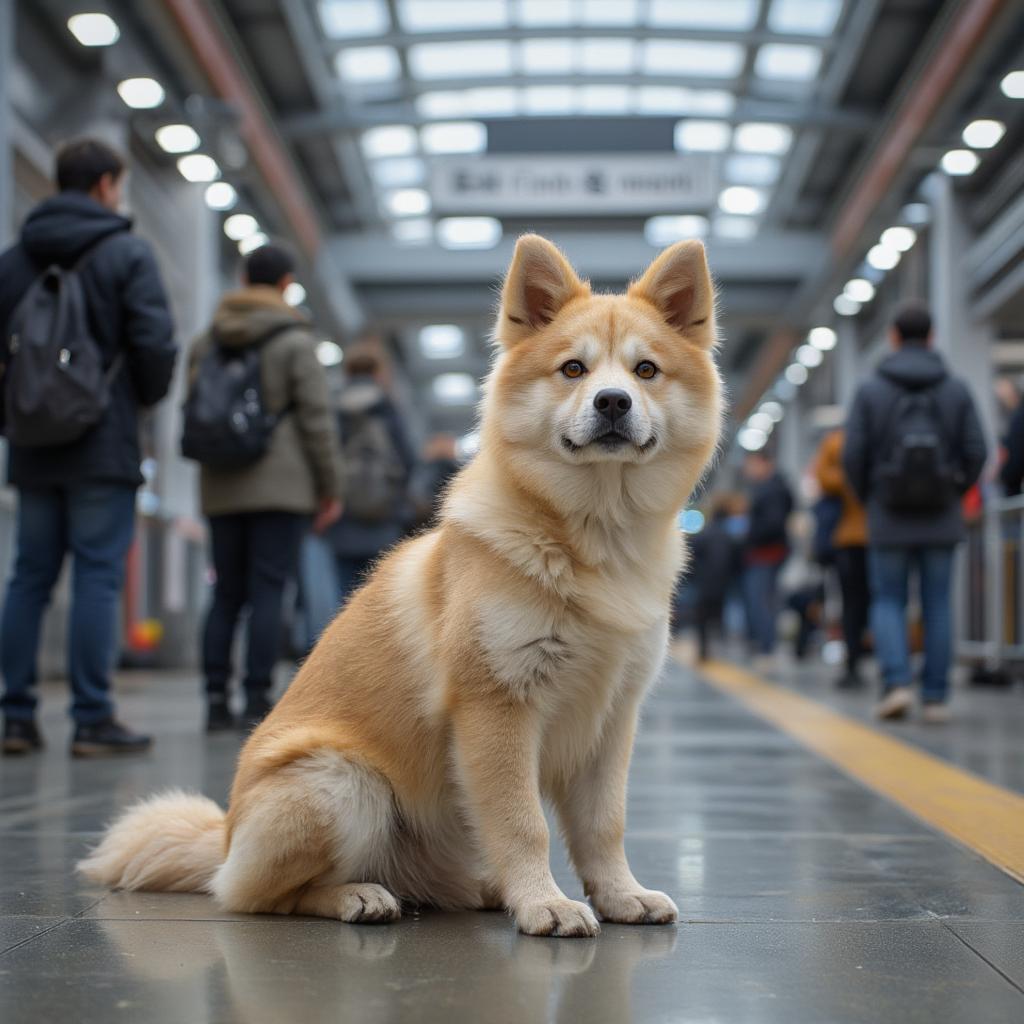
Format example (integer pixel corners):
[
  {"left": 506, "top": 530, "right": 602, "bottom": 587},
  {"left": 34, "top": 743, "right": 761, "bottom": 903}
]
[
  {"left": 635, "top": 360, "right": 659, "bottom": 380},
  {"left": 561, "top": 360, "right": 586, "bottom": 379}
]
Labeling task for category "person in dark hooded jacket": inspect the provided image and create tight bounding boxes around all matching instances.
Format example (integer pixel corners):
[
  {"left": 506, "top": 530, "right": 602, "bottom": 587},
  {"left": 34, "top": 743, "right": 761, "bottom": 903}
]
[
  {"left": 0, "top": 138, "right": 176, "bottom": 757},
  {"left": 843, "top": 303, "right": 986, "bottom": 723}
]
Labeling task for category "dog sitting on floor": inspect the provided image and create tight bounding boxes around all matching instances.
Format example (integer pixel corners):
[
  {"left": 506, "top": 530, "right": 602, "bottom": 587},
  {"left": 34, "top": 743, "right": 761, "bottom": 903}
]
[{"left": 80, "top": 234, "right": 723, "bottom": 937}]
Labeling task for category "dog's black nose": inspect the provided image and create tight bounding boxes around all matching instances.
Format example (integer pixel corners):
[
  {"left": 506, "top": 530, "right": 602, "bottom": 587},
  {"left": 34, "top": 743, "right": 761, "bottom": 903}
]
[{"left": 594, "top": 388, "right": 632, "bottom": 421}]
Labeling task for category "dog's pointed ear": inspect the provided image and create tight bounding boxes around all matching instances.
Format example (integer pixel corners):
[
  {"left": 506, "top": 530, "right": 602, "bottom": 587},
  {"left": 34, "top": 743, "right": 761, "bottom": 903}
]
[
  {"left": 498, "top": 235, "right": 588, "bottom": 346},
  {"left": 629, "top": 240, "right": 715, "bottom": 347}
]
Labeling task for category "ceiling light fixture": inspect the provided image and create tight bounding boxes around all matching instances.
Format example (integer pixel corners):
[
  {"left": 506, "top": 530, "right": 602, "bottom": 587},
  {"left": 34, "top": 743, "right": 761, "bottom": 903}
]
[
  {"left": 644, "top": 215, "right": 709, "bottom": 247},
  {"left": 176, "top": 154, "right": 220, "bottom": 182},
  {"left": 940, "top": 149, "right": 979, "bottom": 176},
  {"left": 204, "top": 182, "right": 238, "bottom": 211},
  {"left": 785, "top": 363, "right": 808, "bottom": 386},
  {"left": 733, "top": 122, "right": 792, "bottom": 154},
  {"left": 238, "top": 232, "right": 269, "bottom": 255},
  {"left": 718, "top": 185, "right": 765, "bottom": 215},
  {"left": 117, "top": 77, "right": 165, "bottom": 109},
  {"left": 421, "top": 121, "right": 487, "bottom": 155},
  {"left": 283, "top": 283, "right": 307, "bottom": 307},
  {"left": 436, "top": 216, "right": 502, "bottom": 250},
  {"left": 419, "top": 324, "right": 465, "bottom": 359},
  {"left": 796, "top": 344, "right": 823, "bottom": 368},
  {"left": 880, "top": 226, "right": 916, "bottom": 251},
  {"left": 866, "top": 244, "right": 900, "bottom": 271},
  {"left": 385, "top": 188, "right": 431, "bottom": 217},
  {"left": 67, "top": 13, "right": 120, "bottom": 46},
  {"left": 674, "top": 119, "right": 731, "bottom": 152},
  {"left": 223, "top": 213, "right": 258, "bottom": 241},
  {"left": 834, "top": 294, "right": 860, "bottom": 316},
  {"left": 844, "top": 278, "right": 875, "bottom": 303},
  {"left": 361, "top": 125, "right": 418, "bottom": 159},
  {"left": 808, "top": 327, "right": 837, "bottom": 351},
  {"left": 738, "top": 427, "right": 768, "bottom": 452},
  {"left": 1000, "top": 70, "right": 1024, "bottom": 99},
  {"left": 155, "top": 124, "right": 200, "bottom": 154},
  {"left": 760, "top": 401, "right": 784, "bottom": 422},
  {"left": 316, "top": 340, "right": 345, "bottom": 366},
  {"left": 961, "top": 119, "right": 1005, "bottom": 149}
]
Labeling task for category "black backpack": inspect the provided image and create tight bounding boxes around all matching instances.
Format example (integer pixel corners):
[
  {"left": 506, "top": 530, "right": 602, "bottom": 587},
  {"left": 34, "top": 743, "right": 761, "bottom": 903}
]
[
  {"left": 2, "top": 233, "right": 124, "bottom": 447},
  {"left": 180, "top": 324, "right": 297, "bottom": 470},
  {"left": 876, "top": 385, "right": 960, "bottom": 512}
]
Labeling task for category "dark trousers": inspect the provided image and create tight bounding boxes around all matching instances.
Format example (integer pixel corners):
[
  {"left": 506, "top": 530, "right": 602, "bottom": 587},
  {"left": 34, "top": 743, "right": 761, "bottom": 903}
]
[
  {"left": 202, "top": 511, "right": 306, "bottom": 699},
  {"left": 835, "top": 546, "right": 870, "bottom": 671},
  {"left": 695, "top": 599, "right": 724, "bottom": 662},
  {"left": 1, "top": 484, "right": 136, "bottom": 724},
  {"left": 335, "top": 554, "right": 375, "bottom": 607},
  {"left": 743, "top": 562, "right": 783, "bottom": 655}
]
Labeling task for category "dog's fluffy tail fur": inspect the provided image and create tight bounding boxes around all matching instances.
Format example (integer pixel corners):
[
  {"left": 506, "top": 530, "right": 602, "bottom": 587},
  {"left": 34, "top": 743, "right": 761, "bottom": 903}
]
[{"left": 77, "top": 789, "right": 226, "bottom": 893}]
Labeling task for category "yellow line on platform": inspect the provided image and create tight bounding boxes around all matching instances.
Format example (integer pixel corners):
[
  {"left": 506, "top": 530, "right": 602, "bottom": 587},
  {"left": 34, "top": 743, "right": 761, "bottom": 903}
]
[{"left": 696, "top": 659, "right": 1024, "bottom": 887}]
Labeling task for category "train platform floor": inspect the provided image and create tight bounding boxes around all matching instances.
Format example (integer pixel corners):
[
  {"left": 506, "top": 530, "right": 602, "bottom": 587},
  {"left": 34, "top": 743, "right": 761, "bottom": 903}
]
[{"left": 1, "top": 662, "right": 1023, "bottom": 1023}]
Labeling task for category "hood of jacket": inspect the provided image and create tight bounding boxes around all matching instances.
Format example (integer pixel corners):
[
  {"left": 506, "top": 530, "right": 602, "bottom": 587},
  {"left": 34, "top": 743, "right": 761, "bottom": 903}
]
[
  {"left": 336, "top": 375, "right": 387, "bottom": 415},
  {"left": 20, "top": 192, "right": 132, "bottom": 266},
  {"left": 211, "top": 286, "right": 304, "bottom": 348},
  {"left": 877, "top": 346, "right": 948, "bottom": 390}
]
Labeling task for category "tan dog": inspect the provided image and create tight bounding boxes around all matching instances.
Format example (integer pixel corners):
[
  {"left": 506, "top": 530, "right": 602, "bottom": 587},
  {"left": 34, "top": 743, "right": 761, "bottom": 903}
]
[{"left": 80, "top": 235, "right": 723, "bottom": 937}]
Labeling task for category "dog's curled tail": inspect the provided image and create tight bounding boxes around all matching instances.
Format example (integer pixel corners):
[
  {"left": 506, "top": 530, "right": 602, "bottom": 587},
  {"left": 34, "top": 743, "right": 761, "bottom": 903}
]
[{"left": 77, "top": 789, "right": 226, "bottom": 894}]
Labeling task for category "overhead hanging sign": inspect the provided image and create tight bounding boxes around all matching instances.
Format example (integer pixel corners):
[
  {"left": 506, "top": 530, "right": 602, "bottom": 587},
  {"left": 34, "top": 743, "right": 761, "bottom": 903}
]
[{"left": 430, "top": 154, "right": 718, "bottom": 215}]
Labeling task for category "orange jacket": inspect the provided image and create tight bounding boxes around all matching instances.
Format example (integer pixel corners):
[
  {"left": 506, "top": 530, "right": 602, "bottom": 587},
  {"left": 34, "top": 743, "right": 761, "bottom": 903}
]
[{"left": 814, "top": 430, "right": 868, "bottom": 548}]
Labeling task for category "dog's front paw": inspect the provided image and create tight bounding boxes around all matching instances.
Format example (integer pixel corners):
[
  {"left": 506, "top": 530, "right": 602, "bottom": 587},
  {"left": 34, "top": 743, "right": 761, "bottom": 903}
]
[
  {"left": 336, "top": 883, "right": 401, "bottom": 923},
  {"left": 516, "top": 898, "right": 600, "bottom": 937},
  {"left": 590, "top": 888, "right": 678, "bottom": 925}
]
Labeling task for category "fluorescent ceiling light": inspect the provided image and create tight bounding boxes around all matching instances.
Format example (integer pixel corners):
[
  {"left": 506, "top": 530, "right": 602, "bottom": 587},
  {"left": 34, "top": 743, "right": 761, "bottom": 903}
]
[
  {"left": 713, "top": 216, "right": 759, "bottom": 240},
  {"left": 463, "top": 87, "right": 519, "bottom": 117},
  {"left": 238, "top": 231, "right": 269, "bottom": 255},
  {"left": 797, "top": 344, "right": 823, "bottom": 368},
  {"left": 117, "top": 78, "right": 165, "bottom": 109},
  {"left": 734, "top": 122, "right": 792, "bottom": 154},
  {"left": 724, "top": 154, "right": 781, "bottom": 185},
  {"left": 391, "top": 218, "right": 433, "bottom": 245},
  {"left": 738, "top": 427, "right": 768, "bottom": 452},
  {"left": 785, "top": 363, "right": 808, "bottom": 386},
  {"left": 760, "top": 401, "right": 784, "bottom": 422},
  {"left": 155, "top": 124, "right": 200, "bottom": 154},
  {"left": 433, "top": 372, "right": 478, "bottom": 404},
  {"left": 385, "top": 188, "right": 431, "bottom": 217},
  {"left": 577, "top": 85, "right": 631, "bottom": 114},
  {"left": 748, "top": 412, "right": 774, "bottom": 433},
  {"left": 582, "top": 0, "right": 639, "bottom": 25},
  {"left": 940, "top": 149, "right": 979, "bottom": 176},
  {"left": 223, "top": 213, "right": 259, "bottom": 240},
  {"left": 719, "top": 185, "right": 765, "bottom": 215},
  {"left": 416, "top": 92, "right": 466, "bottom": 119},
  {"left": 755, "top": 43, "right": 822, "bottom": 81},
  {"left": 400, "top": 0, "right": 508, "bottom": 32},
  {"left": 880, "top": 226, "right": 916, "bottom": 251},
  {"left": 176, "top": 154, "right": 220, "bottom": 182},
  {"left": 579, "top": 38, "right": 635, "bottom": 74},
  {"left": 643, "top": 40, "right": 745, "bottom": 78},
  {"left": 516, "top": 0, "right": 572, "bottom": 26},
  {"left": 67, "top": 13, "right": 120, "bottom": 47},
  {"left": 421, "top": 121, "right": 487, "bottom": 154},
  {"left": 866, "top": 244, "right": 900, "bottom": 271},
  {"left": 370, "top": 157, "right": 426, "bottom": 188},
  {"left": 523, "top": 85, "right": 575, "bottom": 114},
  {"left": 1001, "top": 70, "right": 1024, "bottom": 99},
  {"left": 644, "top": 215, "right": 709, "bottom": 247},
  {"left": 768, "top": 0, "right": 842, "bottom": 35},
  {"left": 284, "top": 282, "right": 307, "bottom": 307},
  {"left": 316, "top": 340, "right": 344, "bottom": 366},
  {"left": 419, "top": 324, "right": 466, "bottom": 359},
  {"left": 649, "top": 0, "right": 758, "bottom": 30},
  {"left": 437, "top": 216, "right": 502, "bottom": 250},
  {"left": 204, "top": 182, "right": 237, "bottom": 211},
  {"left": 834, "top": 294, "right": 860, "bottom": 316},
  {"left": 318, "top": 0, "right": 389, "bottom": 38},
  {"left": 361, "top": 125, "right": 418, "bottom": 158},
  {"left": 675, "top": 119, "right": 731, "bottom": 152},
  {"left": 409, "top": 41, "right": 513, "bottom": 79},
  {"left": 961, "top": 119, "right": 1005, "bottom": 149},
  {"left": 808, "top": 327, "right": 837, "bottom": 351},
  {"left": 335, "top": 46, "right": 401, "bottom": 83},
  {"left": 844, "top": 278, "right": 875, "bottom": 303},
  {"left": 521, "top": 38, "right": 574, "bottom": 75}
]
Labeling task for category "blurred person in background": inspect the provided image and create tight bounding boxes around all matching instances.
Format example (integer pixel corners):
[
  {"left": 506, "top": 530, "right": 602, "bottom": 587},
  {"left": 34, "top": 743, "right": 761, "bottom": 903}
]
[
  {"left": 814, "top": 428, "right": 870, "bottom": 688},
  {"left": 186, "top": 244, "right": 343, "bottom": 732},
  {"left": 688, "top": 498, "right": 742, "bottom": 662},
  {"left": 742, "top": 450, "right": 794, "bottom": 668},
  {"left": 0, "top": 138, "right": 176, "bottom": 757},
  {"left": 410, "top": 433, "right": 461, "bottom": 529},
  {"left": 329, "top": 344, "right": 417, "bottom": 605},
  {"left": 844, "top": 302, "right": 987, "bottom": 723}
]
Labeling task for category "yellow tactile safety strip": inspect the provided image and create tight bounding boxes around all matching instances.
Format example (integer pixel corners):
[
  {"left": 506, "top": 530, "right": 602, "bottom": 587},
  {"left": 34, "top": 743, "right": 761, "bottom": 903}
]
[{"left": 695, "top": 659, "right": 1024, "bottom": 887}]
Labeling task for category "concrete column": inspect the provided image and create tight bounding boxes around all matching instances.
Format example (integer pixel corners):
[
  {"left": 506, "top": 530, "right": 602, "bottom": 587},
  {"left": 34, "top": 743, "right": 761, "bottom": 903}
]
[
  {"left": 834, "top": 318, "right": 861, "bottom": 412},
  {"left": 777, "top": 397, "right": 804, "bottom": 484},
  {"left": 0, "top": 0, "right": 13, "bottom": 248}
]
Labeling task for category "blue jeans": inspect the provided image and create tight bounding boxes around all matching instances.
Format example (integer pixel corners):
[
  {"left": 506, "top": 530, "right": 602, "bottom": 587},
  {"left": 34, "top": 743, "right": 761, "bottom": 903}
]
[
  {"left": 868, "top": 545, "right": 955, "bottom": 704},
  {"left": 743, "top": 562, "right": 783, "bottom": 655},
  {"left": 1, "top": 485, "right": 136, "bottom": 724}
]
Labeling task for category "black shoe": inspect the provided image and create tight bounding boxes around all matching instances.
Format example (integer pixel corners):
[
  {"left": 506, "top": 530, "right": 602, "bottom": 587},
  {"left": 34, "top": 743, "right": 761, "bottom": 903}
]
[
  {"left": 2, "top": 718, "right": 44, "bottom": 755},
  {"left": 239, "top": 694, "right": 273, "bottom": 732},
  {"left": 206, "top": 698, "right": 236, "bottom": 733},
  {"left": 70, "top": 719, "right": 152, "bottom": 757}
]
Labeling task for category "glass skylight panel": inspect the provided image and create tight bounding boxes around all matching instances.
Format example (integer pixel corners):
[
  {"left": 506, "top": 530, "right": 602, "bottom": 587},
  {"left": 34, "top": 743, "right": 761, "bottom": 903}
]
[
  {"left": 674, "top": 120, "right": 731, "bottom": 152},
  {"left": 579, "top": 39, "right": 636, "bottom": 75},
  {"left": 433, "top": 373, "right": 478, "bottom": 404},
  {"left": 523, "top": 86, "right": 575, "bottom": 114},
  {"left": 718, "top": 185, "right": 766, "bottom": 215},
  {"left": 419, "top": 325, "right": 466, "bottom": 359},
  {"left": 370, "top": 157, "right": 426, "bottom": 189},
  {"left": 713, "top": 215, "right": 758, "bottom": 239},
  {"left": 521, "top": 38, "right": 575, "bottom": 75},
  {"left": 648, "top": 0, "right": 759, "bottom": 30},
  {"left": 399, "top": 0, "right": 508, "bottom": 32},
  {"left": 516, "top": 0, "right": 572, "bottom": 26},
  {"left": 768, "top": 0, "right": 842, "bottom": 36},
  {"left": 385, "top": 188, "right": 431, "bottom": 217},
  {"left": 643, "top": 41, "right": 746, "bottom": 78},
  {"left": 416, "top": 91, "right": 467, "bottom": 119},
  {"left": 725, "top": 154, "right": 781, "bottom": 185},
  {"left": 436, "top": 217, "right": 502, "bottom": 250},
  {"left": 361, "top": 125, "right": 418, "bottom": 159},
  {"left": 633, "top": 87, "right": 735, "bottom": 116},
  {"left": 421, "top": 121, "right": 487, "bottom": 155},
  {"left": 755, "top": 44, "right": 822, "bottom": 81},
  {"left": 581, "top": 0, "right": 639, "bottom": 26},
  {"left": 409, "top": 41, "right": 513, "bottom": 79},
  {"left": 734, "top": 122, "right": 792, "bottom": 154},
  {"left": 391, "top": 218, "right": 433, "bottom": 245},
  {"left": 644, "top": 215, "right": 709, "bottom": 247},
  {"left": 462, "top": 87, "right": 519, "bottom": 117},
  {"left": 335, "top": 46, "right": 401, "bottom": 83},
  {"left": 578, "top": 86, "right": 631, "bottom": 114},
  {"left": 318, "top": 0, "right": 389, "bottom": 39}
]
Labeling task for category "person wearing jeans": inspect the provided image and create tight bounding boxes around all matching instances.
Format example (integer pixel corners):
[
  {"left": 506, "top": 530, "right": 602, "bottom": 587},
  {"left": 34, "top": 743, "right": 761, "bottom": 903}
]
[{"left": 843, "top": 303, "right": 987, "bottom": 723}]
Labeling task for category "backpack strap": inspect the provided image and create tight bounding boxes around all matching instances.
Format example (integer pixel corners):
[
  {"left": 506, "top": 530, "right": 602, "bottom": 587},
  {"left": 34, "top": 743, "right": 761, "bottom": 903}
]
[{"left": 72, "top": 230, "right": 128, "bottom": 272}]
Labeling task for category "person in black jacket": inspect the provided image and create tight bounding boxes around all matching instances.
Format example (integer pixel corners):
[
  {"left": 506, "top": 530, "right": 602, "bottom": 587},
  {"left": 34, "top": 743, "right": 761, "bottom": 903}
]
[
  {"left": 0, "top": 139, "right": 176, "bottom": 756},
  {"left": 688, "top": 498, "right": 742, "bottom": 661},
  {"left": 843, "top": 303, "right": 986, "bottom": 723},
  {"left": 742, "top": 451, "right": 794, "bottom": 662}
]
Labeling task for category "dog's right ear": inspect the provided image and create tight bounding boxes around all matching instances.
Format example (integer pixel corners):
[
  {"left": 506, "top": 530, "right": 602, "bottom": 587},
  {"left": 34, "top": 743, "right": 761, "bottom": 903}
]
[{"left": 498, "top": 235, "right": 588, "bottom": 347}]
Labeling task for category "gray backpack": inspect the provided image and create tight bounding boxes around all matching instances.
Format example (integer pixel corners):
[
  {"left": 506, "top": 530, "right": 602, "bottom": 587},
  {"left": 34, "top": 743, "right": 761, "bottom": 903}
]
[{"left": 3, "top": 234, "right": 123, "bottom": 447}]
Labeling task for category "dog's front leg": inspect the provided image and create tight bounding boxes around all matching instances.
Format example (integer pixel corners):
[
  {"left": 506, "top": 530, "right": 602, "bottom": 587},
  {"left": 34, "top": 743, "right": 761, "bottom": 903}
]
[
  {"left": 452, "top": 696, "right": 600, "bottom": 937},
  {"left": 554, "top": 698, "right": 678, "bottom": 926}
]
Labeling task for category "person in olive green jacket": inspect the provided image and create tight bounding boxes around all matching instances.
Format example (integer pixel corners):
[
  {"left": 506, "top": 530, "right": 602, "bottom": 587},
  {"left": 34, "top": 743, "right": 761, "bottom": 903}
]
[{"left": 189, "top": 245, "right": 343, "bottom": 732}]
